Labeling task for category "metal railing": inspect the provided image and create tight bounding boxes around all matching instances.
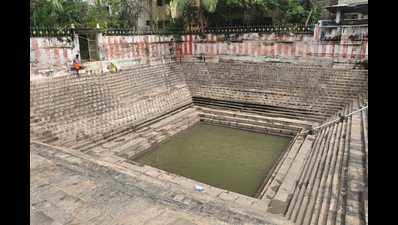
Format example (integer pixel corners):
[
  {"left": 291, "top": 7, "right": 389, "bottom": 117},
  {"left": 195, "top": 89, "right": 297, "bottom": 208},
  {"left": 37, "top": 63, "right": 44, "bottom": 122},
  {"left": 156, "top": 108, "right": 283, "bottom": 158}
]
[
  {"left": 30, "top": 26, "right": 74, "bottom": 37},
  {"left": 30, "top": 24, "right": 315, "bottom": 37},
  {"left": 300, "top": 103, "right": 368, "bottom": 136},
  {"left": 104, "top": 24, "right": 314, "bottom": 36}
]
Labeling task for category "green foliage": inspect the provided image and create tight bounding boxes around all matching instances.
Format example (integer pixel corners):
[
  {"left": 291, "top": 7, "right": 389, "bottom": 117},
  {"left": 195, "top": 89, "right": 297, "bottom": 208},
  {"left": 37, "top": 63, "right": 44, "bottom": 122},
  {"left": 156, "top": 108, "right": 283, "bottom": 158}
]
[
  {"left": 204, "top": 0, "right": 315, "bottom": 26},
  {"left": 31, "top": 0, "right": 125, "bottom": 28},
  {"left": 280, "top": 0, "right": 307, "bottom": 23},
  {"left": 31, "top": 0, "right": 319, "bottom": 30},
  {"left": 201, "top": 0, "right": 218, "bottom": 13}
]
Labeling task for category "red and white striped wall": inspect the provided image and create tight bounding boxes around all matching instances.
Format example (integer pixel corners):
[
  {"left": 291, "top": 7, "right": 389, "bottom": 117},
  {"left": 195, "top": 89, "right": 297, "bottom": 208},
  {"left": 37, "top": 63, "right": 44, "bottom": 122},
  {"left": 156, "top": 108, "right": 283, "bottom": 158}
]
[
  {"left": 31, "top": 28, "right": 368, "bottom": 67},
  {"left": 30, "top": 37, "right": 77, "bottom": 66}
]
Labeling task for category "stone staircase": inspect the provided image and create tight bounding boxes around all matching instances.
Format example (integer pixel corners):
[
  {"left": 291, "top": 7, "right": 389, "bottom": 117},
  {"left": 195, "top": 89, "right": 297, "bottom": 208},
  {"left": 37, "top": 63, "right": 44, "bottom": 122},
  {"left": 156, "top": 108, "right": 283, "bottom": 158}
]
[
  {"left": 256, "top": 96, "right": 368, "bottom": 225},
  {"left": 30, "top": 60, "right": 368, "bottom": 225},
  {"left": 81, "top": 107, "right": 200, "bottom": 158},
  {"left": 30, "top": 62, "right": 193, "bottom": 148},
  {"left": 182, "top": 62, "right": 368, "bottom": 123},
  {"left": 197, "top": 106, "right": 316, "bottom": 137}
]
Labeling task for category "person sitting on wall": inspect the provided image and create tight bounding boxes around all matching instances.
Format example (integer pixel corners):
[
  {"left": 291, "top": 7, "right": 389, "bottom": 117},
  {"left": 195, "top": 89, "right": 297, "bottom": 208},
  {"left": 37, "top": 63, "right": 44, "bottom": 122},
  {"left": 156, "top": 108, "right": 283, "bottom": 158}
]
[{"left": 71, "top": 54, "right": 84, "bottom": 77}]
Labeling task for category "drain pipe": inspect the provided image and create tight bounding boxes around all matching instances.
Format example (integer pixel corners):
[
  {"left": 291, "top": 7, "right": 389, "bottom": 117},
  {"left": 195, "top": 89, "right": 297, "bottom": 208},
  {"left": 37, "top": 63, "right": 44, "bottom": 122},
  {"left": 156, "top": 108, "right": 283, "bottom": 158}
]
[{"left": 299, "top": 104, "right": 368, "bottom": 136}]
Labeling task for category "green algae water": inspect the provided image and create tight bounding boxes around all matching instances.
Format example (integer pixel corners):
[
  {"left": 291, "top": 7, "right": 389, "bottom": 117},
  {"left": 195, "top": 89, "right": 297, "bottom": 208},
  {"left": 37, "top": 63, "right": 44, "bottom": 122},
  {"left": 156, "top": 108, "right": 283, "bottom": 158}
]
[{"left": 135, "top": 123, "right": 291, "bottom": 197}]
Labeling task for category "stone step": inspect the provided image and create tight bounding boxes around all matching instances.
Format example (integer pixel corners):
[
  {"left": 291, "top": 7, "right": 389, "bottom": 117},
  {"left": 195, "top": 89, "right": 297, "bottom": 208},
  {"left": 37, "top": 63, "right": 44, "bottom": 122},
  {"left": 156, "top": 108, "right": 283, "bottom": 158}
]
[
  {"left": 260, "top": 136, "right": 306, "bottom": 201},
  {"left": 200, "top": 117, "right": 296, "bottom": 137},
  {"left": 310, "top": 116, "right": 345, "bottom": 225},
  {"left": 258, "top": 133, "right": 302, "bottom": 198},
  {"left": 267, "top": 135, "right": 315, "bottom": 215},
  {"left": 192, "top": 97, "right": 327, "bottom": 122},
  {"left": 199, "top": 112, "right": 303, "bottom": 132},
  {"left": 285, "top": 128, "right": 327, "bottom": 220},
  {"left": 198, "top": 106, "right": 316, "bottom": 128},
  {"left": 324, "top": 104, "right": 350, "bottom": 225},
  {"left": 343, "top": 99, "right": 367, "bottom": 225},
  {"left": 293, "top": 125, "right": 333, "bottom": 225}
]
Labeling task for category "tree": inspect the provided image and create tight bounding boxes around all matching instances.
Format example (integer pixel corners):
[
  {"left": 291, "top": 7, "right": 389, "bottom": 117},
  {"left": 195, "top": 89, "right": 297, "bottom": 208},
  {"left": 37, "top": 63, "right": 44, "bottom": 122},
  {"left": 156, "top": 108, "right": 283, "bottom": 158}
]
[
  {"left": 119, "top": 0, "right": 151, "bottom": 28},
  {"left": 30, "top": 0, "right": 126, "bottom": 29},
  {"left": 169, "top": 0, "right": 218, "bottom": 29},
  {"left": 168, "top": 0, "right": 312, "bottom": 28}
]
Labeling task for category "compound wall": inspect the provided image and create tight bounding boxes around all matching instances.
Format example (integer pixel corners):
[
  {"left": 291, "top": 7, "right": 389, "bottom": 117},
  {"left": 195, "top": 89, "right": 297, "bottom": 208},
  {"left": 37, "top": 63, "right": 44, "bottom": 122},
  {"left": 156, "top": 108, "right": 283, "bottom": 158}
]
[
  {"left": 30, "top": 24, "right": 368, "bottom": 71},
  {"left": 30, "top": 35, "right": 79, "bottom": 67}
]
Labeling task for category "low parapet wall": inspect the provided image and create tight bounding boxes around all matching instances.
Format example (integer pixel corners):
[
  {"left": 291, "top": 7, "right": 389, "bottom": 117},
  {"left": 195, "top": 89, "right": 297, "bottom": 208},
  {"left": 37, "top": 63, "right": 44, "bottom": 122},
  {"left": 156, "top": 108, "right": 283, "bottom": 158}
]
[{"left": 30, "top": 35, "right": 79, "bottom": 67}]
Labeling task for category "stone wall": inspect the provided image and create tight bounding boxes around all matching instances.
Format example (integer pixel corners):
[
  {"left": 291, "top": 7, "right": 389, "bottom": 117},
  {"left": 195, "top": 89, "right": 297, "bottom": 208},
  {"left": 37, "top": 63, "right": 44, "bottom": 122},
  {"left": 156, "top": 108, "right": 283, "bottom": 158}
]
[
  {"left": 182, "top": 61, "right": 368, "bottom": 122},
  {"left": 98, "top": 34, "right": 176, "bottom": 64},
  {"left": 30, "top": 24, "right": 368, "bottom": 73},
  {"left": 30, "top": 62, "right": 192, "bottom": 147},
  {"left": 179, "top": 26, "right": 367, "bottom": 65},
  {"left": 30, "top": 35, "right": 79, "bottom": 66},
  {"left": 100, "top": 26, "right": 367, "bottom": 66}
]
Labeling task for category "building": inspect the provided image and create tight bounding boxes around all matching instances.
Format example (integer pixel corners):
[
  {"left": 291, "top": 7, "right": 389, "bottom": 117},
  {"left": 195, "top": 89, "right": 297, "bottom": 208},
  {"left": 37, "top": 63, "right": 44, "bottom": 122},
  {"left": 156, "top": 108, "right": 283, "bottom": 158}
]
[
  {"left": 326, "top": 0, "right": 368, "bottom": 25},
  {"left": 134, "top": 0, "right": 173, "bottom": 30}
]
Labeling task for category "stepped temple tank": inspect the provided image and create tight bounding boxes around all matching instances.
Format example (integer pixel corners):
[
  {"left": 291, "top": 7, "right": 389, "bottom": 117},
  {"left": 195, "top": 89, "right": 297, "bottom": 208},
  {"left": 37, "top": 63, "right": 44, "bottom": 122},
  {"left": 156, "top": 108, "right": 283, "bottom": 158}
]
[
  {"left": 134, "top": 123, "right": 291, "bottom": 197},
  {"left": 30, "top": 60, "right": 368, "bottom": 225}
]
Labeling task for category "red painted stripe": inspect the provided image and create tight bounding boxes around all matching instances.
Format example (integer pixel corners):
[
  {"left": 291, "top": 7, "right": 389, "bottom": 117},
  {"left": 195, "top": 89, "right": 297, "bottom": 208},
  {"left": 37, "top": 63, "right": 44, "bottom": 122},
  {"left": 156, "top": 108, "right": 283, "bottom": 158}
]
[
  {"left": 297, "top": 42, "right": 302, "bottom": 57},
  {"left": 187, "top": 35, "right": 192, "bottom": 55},
  {"left": 342, "top": 41, "right": 348, "bottom": 58},
  {"left": 264, "top": 44, "right": 269, "bottom": 56},
  {"left": 109, "top": 37, "right": 114, "bottom": 59},
  {"left": 360, "top": 40, "right": 367, "bottom": 60},
  {"left": 291, "top": 44, "right": 296, "bottom": 57},
  {"left": 270, "top": 44, "right": 275, "bottom": 57},
  {"left": 284, "top": 45, "right": 289, "bottom": 57},
  {"left": 351, "top": 44, "right": 357, "bottom": 60},
  {"left": 331, "top": 43, "right": 336, "bottom": 58},
  {"left": 63, "top": 48, "right": 69, "bottom": 63},
  {"left": 119, "top": 37, "right": 126, "bottom": 59},
  {"left": 183, "top": 36, "right": 187, "bottom": 55},
  {"left": 118, "top": 37, "right": 123, "bottom": 59},
  {"left": 32, "top": 39, "right": 40, "bottom": 63},
  {"left": 55, "top": 48, "right": 61, "bottom": 65},
  {"left": 46, "top": 48, "right": 51, "bottom": 64},
  {"left": 114, "top": 37, "right": 119, "bottom": 58},
  {"left": 277, "top": 44, "right": 282, "bottom": 57}
]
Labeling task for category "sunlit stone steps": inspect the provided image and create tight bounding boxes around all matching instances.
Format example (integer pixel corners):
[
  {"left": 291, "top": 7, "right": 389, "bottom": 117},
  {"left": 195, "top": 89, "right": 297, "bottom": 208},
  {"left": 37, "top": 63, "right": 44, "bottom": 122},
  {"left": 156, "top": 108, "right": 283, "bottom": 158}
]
[
  {"left": 183, "top": 62, "right": 368, "bottom": 122},
  {"left": 249, "top": 94, "right": 368, "bottom": 225},
  {"left": 30, "top": 62, "right": 193, "bottom": 148},
  {"left": 69, "top": 103, "right": 194, "bottom": 152},
  {"left": 193, "top": 96, "right": 327, "bottom": 122},
  {"left": 259, "top": 135, "right": 306, "bottom": 200},
  {"left": 343, "top": 98, "right": 367, "bottom": 225},
  {"left": 284, "top": 105, "right": 350, "bottom": 225},
  {"left": 197, "top": 106, "right": 313, "bottom": 137}
]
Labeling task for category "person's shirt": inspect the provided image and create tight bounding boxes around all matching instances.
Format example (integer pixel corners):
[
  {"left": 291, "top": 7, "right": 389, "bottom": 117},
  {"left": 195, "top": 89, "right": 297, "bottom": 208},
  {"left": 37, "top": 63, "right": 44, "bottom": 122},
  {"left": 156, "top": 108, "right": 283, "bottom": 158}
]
[{"left": 73, "top": 58, "right": 81, "bottom": 65}]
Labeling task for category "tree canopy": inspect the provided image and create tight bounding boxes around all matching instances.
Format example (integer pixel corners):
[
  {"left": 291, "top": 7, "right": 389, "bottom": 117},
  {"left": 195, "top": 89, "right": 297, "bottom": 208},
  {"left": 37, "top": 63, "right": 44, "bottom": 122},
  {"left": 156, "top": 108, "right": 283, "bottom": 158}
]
[
  {"left": 30, "top": 0, "right": 147, "bottom": 29},
  {"left": 30, "top": 0, "right": 321, "bottom": 29}
]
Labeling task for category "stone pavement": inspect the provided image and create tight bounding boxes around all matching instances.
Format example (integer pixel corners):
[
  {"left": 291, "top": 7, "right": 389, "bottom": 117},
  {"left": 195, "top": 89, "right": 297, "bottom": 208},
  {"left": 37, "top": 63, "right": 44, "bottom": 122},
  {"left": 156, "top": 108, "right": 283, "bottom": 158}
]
[
  {"left": 31, "top": 150, "right": 234, "bottom": 225},
  {"left": 31, "top": 142, "right": 293, "bottom": 225}
]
